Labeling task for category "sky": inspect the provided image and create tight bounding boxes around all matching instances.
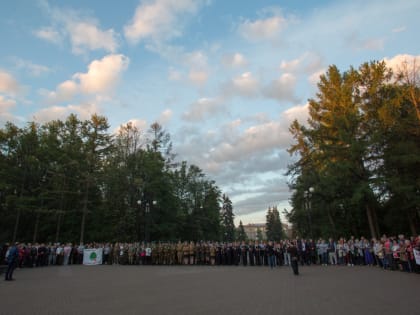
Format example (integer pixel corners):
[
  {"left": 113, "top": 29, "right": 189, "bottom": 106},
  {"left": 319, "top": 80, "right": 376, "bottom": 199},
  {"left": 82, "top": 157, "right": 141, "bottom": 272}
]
[{"left": 1, "top": 0, "right": 419, "bottom": 226}]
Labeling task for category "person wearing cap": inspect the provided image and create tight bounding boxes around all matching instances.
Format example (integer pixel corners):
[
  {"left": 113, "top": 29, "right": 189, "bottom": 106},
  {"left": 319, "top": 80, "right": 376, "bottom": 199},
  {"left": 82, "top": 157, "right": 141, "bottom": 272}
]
[{"left": 5, "top": 242, "right": 19, "bottom": 281}]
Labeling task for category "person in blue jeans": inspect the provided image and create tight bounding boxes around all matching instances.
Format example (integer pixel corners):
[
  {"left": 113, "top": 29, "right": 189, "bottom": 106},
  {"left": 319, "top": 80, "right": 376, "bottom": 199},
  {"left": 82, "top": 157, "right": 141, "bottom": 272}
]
[{"left": 5, "top": 242, "right": 19, "bottom": 281}]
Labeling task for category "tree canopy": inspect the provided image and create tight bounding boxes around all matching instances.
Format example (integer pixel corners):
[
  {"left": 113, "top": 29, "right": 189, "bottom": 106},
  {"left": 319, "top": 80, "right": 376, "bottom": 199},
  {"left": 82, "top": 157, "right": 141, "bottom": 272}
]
[
  {"left": 286, "top": 60, "right": 420, "bottom": 239},
  {"left": 0, "top": 115, "right": 227, "bottom": 243}
]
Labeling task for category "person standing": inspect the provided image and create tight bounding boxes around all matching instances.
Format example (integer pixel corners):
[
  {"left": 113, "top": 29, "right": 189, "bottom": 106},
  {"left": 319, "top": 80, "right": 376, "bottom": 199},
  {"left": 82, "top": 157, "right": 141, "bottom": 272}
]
[
  {"left": 267, "top": 241, "right": 275, "bottom": 269},
  {"left": 289, "top": 241, "right": 299, "bottom": 275},
  {"left": 5, "top": 242, "right": 19, "bottom": 281}
]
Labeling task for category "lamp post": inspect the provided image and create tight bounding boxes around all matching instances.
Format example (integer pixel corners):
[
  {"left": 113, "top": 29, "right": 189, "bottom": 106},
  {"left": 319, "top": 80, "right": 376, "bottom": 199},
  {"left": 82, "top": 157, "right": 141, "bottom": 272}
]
[
  {"left": 140, "top": 200, "right": 156, "bottom": 242},
  {"left": 304, "top": 187, "right": 314, "bottom": 239}
]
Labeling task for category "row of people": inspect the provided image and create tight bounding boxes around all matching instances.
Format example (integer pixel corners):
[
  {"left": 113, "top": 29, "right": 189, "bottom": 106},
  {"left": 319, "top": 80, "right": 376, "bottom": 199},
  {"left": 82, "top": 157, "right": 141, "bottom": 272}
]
[{"left": 2, "top": 235, "right": 419, "bottom": 272}]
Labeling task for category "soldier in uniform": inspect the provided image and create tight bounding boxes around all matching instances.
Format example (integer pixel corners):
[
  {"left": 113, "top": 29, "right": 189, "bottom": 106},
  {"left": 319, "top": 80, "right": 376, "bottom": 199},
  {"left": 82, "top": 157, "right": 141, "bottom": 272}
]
[
  {"left": 189, "top": 241, "right": 195, "bottom": 265},
  {"left": 209, "top": 242, "right": 216, "bottom": 265},
  {"left": 176, "top": 241, "right": 183, "bottom": 265},
  {"left": 204, "top": 242, "right": 210, "bottom": 265},
  {"left": 195, "top": 242, "right": 202, "bottom": 265},
  {"left": 182, "top": 242, "right": 189, "bottom": 265}
]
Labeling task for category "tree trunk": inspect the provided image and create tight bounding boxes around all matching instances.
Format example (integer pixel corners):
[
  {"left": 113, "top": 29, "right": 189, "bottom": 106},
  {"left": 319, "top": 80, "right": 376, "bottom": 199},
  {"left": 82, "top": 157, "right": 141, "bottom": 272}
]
[
  {"left": 32, "top": 212, "right": 40, "bottom": 243},
  {"left": 365, "top": 205, "right": 377, "bottom": 239},
  {"left": 55, "top": 212, "right": 62, "bottom": 243},
  {"left": 12, "top": 208, "right": 21, "bottom": 243},
  {"left": 408, "top": 212, "right": 417, "bottom": 236},
  {"left": 327, "top": 207, "right": 337, "bottom": 238},
  {"left": 79, "top": 180, "right": 90, "bottom": 245}
]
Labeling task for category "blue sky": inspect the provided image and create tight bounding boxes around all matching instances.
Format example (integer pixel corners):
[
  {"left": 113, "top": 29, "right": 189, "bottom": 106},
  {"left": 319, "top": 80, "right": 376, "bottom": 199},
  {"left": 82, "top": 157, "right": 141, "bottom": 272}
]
[{"left": 1, "top": 0, "right": 419, "bottom": 225}]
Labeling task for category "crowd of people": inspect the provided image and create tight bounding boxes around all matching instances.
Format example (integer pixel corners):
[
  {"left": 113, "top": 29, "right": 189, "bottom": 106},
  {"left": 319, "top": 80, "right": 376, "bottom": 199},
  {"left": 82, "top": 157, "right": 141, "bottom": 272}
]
[{"left": 2, "top": 234, "right": 420, "bottom": 280}]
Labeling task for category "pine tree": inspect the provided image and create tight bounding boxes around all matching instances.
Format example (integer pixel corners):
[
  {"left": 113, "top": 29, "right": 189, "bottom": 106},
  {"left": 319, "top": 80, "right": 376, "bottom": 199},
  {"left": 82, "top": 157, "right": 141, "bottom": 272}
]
[
  {"left": 221, "top": 194, "right": 235, "bottom": 241},
  {"left": 237, "top": 220, "right": 247, "bottom": 241},
  {"left": 266, "top": 206, "right": 285, "bottom": 241}
]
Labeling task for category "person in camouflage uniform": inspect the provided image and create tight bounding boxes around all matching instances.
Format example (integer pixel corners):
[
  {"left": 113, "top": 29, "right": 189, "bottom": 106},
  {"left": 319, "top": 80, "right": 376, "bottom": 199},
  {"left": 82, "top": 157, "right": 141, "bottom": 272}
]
[
  {"left": 182, "top": 242, "right": 189, "bottom": 265},
  {"left": 176, "top": 241, "right": 183, "bottom": 265},
  {"left": 189, "top": 241, "right": 195, "bottom": 265},
  {"left": 195, "top": 242, "right": 202, "bottom": 265},
  {"left": 204, "top": 242, "right": 210, "bottom": 265},
  {"left": 209, "top": 242, "right": 216, "bottom": 265}
]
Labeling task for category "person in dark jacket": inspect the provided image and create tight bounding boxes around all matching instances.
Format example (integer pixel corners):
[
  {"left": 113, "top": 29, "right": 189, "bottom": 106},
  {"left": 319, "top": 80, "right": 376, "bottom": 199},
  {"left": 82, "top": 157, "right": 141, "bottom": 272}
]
[
  {"left": 289, "top": 241, "right": 299, "bottom": 275},
  {"left": 5, "top": 242, "right": 19, "bottom": 281}
]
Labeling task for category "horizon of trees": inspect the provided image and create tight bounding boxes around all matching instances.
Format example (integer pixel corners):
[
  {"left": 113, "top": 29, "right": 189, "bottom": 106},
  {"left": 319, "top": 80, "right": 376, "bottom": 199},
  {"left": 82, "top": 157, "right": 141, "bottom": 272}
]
[{"left": 0, "top": 116, "right": 236, "bottom": 243}]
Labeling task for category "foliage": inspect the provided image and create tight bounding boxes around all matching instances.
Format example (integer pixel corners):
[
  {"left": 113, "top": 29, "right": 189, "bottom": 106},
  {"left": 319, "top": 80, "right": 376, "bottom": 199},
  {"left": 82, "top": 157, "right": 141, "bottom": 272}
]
[
  {"left": 236, "top": 220, "right": 247, "bottom": 241},
  {"left": 220, "top": 194, "right": 235, "bottom": 241},
  {"left": 0, "top": 116, "right": 223, "bottom": 243},
  {"left": 265, "top": 206, "right": 285, "bottom": 241},
  {"left": 286, "top": 60, "right": 420, "bottom": 239}
]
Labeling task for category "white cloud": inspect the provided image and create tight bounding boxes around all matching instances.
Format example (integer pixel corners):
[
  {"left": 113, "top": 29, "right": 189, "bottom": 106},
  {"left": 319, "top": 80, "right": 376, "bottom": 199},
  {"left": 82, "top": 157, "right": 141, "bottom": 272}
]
[
  {"left": 32, "top": 102, "right": 100, "bottom": 123},
  {"left": 157, "top": 109, "right": 173, "bottom": 125},
  {"left": 0, "top": 70, "right": 20, "bottom": 96},
  {"left": 308, "top": 69, "right": 325, "bottom": 85},
  {"left": 35, "top": 4, "right": 119, "bottom": 55},
  {"left": 280, "top": 52, "right": 324, "bottom": 75},
  {"left": 263, "top": 73, "right": 297, "bottom": 102},
  {"left": 114, "top": 119, "right": 149, "bottom": 135},
  {"left": 383, "top": 54, "right": 420, "bottom": 74},
  {"left": 222, "top": 72, "right": 260, "bottom": 98},
  {"left": 182, "top": 97, "right": 226, "bottom": 122},
  {"left": 44, "top": 80, "right": 79, "bottom": 103},
  {"left": 222, "top": 53, "right": 248, "bottom": 68},
  {"left": 239, "top": 15, "right": 287, "bottom": 41},
  {"left": 34, "top": 27, "right": 62, "bottom": 44},
  {"left": 283, "top": 103, "right": 309, "bottom": 126},
  {"left": 75, "top": 54, "right": 129, "bottom": 94},
  {"left": 68, "top": 21, "right": 119, "bottom": 55},
  {"left": 124, "top": 0, "right": 206, "bottom": 44},
  {"left": 280, "top": 58, "right": 300, "bottom": 73},
  {"left": 44, "top": 54, "right": 129, "bottom": 103},
  {"left": 209, "top": 121, "right": 289, "bottom": 164}
]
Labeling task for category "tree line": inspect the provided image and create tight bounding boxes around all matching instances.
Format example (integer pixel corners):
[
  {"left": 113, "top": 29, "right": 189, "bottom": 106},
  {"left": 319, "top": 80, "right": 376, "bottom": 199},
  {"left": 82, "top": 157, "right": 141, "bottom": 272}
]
[
  {"left": 286, "top": 60, "right": 420, "bottom": 239},
  {"left": 0, "top": 115, "right": 237, "bottom": 243}
]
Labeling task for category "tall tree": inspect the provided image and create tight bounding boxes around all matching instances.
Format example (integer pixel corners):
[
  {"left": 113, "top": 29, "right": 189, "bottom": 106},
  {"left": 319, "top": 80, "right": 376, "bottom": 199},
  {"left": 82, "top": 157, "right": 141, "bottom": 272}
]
[
  {"left": 266, "top": 206, "right": 285, "bottom": 241},
  {"left": 221, "top": 194, "right": 235, "bottom": 241},
  {"left": 287, "top": 60, "right": 420, "bottom": 238},
  {"left": 236, "top": 220, "right": 247, "bottom": 241}
]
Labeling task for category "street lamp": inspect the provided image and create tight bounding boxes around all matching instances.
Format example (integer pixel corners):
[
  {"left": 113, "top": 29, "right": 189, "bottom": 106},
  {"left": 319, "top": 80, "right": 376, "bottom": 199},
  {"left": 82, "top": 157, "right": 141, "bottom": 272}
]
[
  {"left": 304, "top": 187, "right": 314, "bottom": 239},
  {"left": 141, "top": 200, "right": 156, "bottom": 242}
]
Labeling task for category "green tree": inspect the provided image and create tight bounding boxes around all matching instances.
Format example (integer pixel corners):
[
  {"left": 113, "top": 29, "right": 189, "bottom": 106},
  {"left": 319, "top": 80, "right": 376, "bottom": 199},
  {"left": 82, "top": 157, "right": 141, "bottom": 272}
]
[
  {"left": 287, "top": 60, "right": 420, "bottom": 238},
  {"left": 266, "top": 206, "right": 285, "bottom": 241},
  {"left": 236, "top": 220, "right": 247, "bottom": 241},
  {"left": 221, "top": 194, "right": 235, "bottom": 241}
]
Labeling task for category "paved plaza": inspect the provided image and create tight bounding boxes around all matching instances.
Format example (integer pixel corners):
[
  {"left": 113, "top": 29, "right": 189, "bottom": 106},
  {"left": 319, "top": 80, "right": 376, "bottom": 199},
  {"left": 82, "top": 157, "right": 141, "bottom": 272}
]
[{"left": 1, "top": 265, "right": 419, "bottom": 315}]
